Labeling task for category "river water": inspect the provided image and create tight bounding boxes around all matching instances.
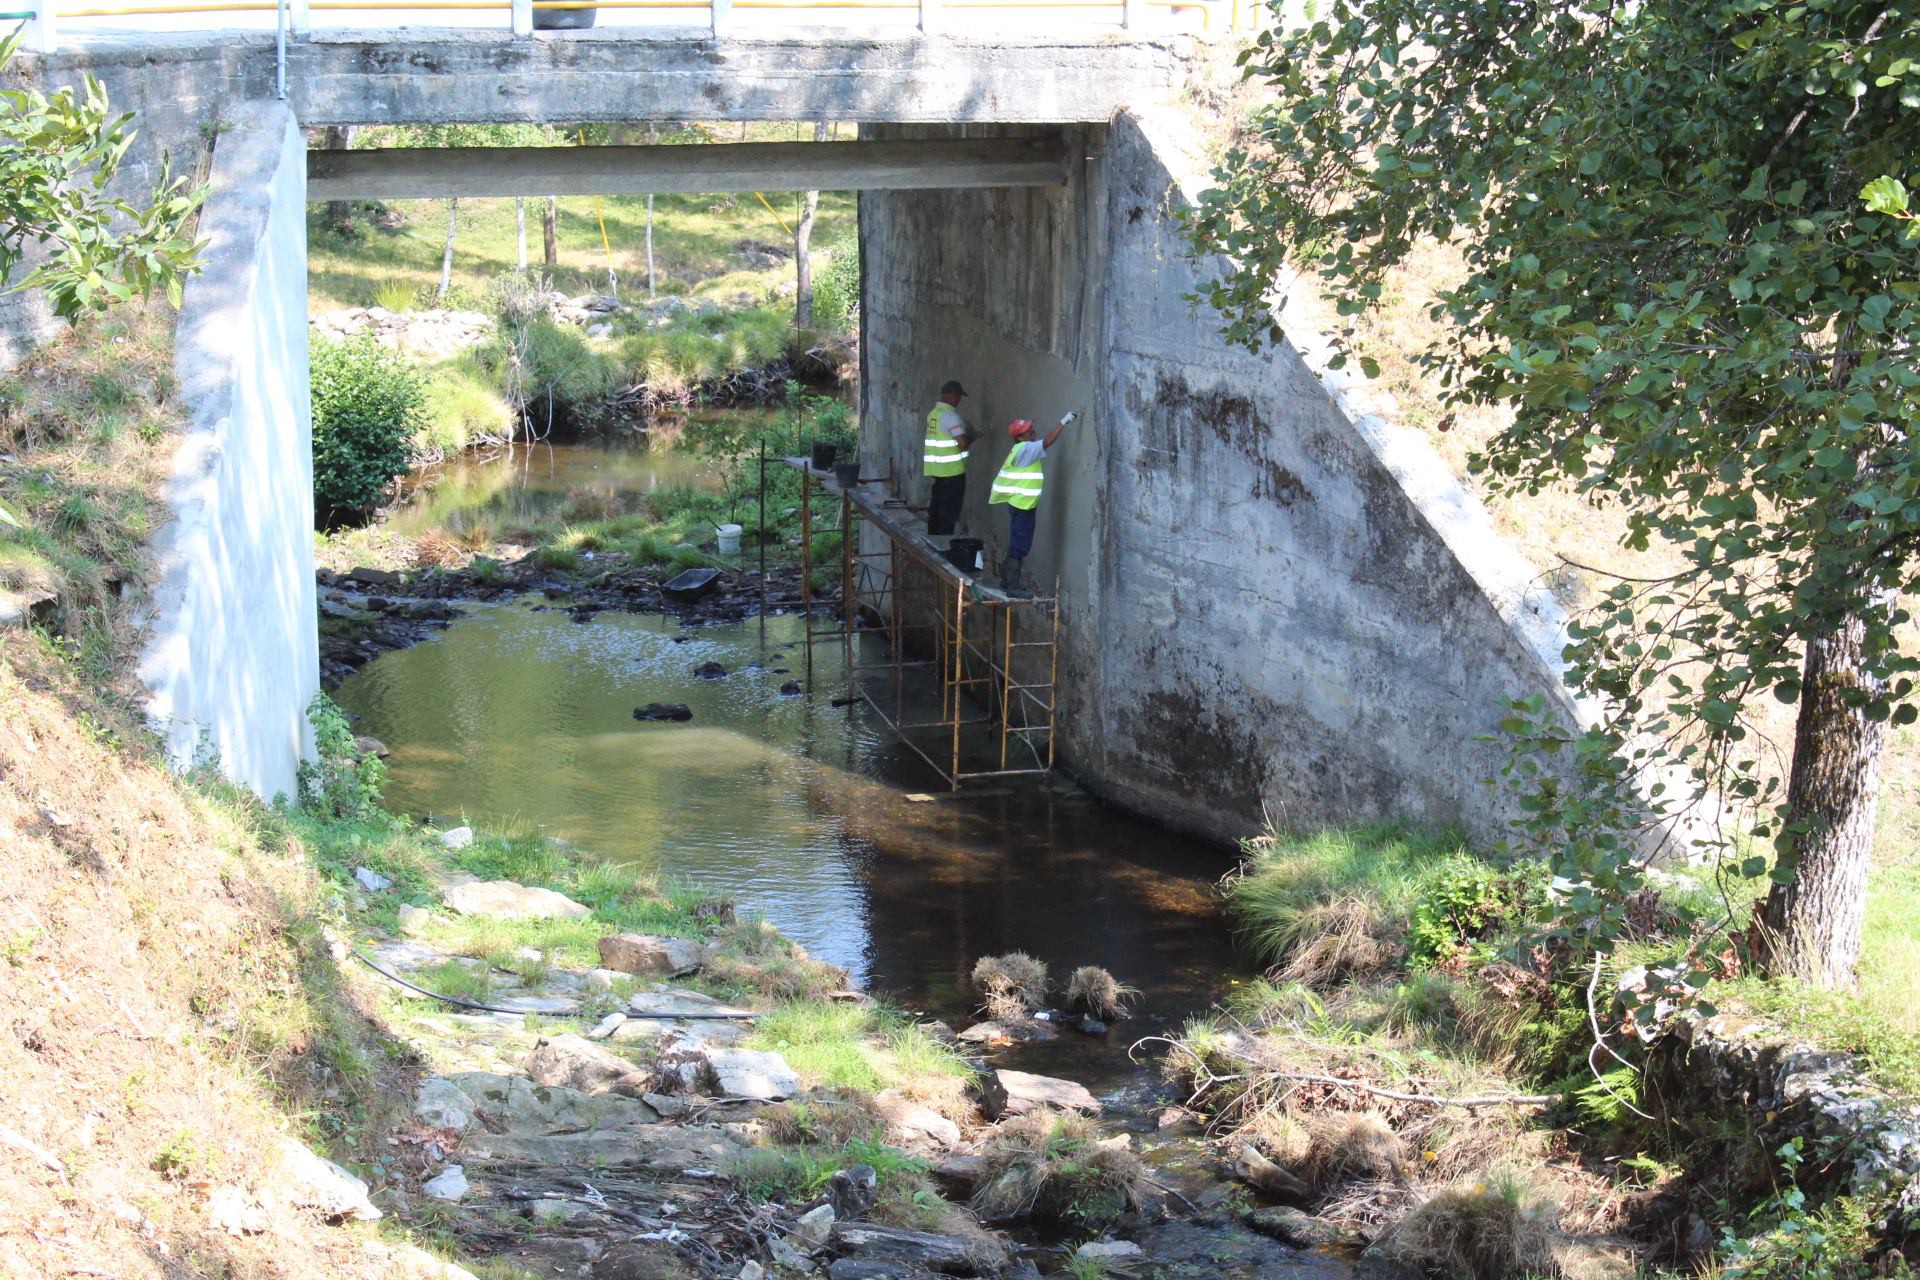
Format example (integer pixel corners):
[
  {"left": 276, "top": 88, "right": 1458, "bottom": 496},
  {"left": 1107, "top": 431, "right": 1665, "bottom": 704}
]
[
  {"left": 335, "top": 600, "right": 1250, "bottom": 1088},
  {"left": 337, "top": 441, "right": 1355, "bottom": 1277}
]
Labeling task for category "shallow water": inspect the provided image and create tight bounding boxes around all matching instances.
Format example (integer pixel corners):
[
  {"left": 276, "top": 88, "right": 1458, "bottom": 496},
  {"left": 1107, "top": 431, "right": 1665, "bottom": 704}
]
[
  {"left": 335, "top": 600, "right": 1257, "bottom": 1084},
  {"left": 382, "top": 437, "right": 722, "bottom": 539}
]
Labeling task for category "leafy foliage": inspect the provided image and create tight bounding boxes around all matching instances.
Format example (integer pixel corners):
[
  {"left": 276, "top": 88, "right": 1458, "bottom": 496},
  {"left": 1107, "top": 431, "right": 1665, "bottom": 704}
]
[
  {"left": 309, "top": 335, "right": 425, "bottom": 520},
  {"left": 0, "top": 32, "right": 205, "bottom": 319},
  {"left": 1407, "top": 860, "right": 1548, "bottom": 970},
  {"left": 1187, "top": 0, "right": 1920, "bottom": 985},
  {"left": 294, "top": 693, "right": 386, "bottom": 821}
]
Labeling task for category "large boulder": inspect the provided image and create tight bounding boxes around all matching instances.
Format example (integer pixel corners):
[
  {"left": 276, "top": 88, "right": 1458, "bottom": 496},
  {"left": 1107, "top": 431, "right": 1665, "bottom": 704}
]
[
  {"left": 523, "top": 1034, "right": 652, "bottom": 1098},
  {"left": 443, "top": 880, "right": 589, "bottom": 920},
  {"left": 653, "top": 1034, "right": 798, "bottom": 1100},
  {"left": 598, "top": 933, "right": 702, "bottom": 977},
  {"left": 977, "top": 1069, "right": 1100, "bottom": 1120},
  {"left": 413, "top": 1076, "right": 477, "bottom": 1132},
  {"left": 828, "top": 1223, "right": 1004, "bottom": 1276},
  {"left": 263, "top": 1137, "right": 381, "bottom": 1221}
]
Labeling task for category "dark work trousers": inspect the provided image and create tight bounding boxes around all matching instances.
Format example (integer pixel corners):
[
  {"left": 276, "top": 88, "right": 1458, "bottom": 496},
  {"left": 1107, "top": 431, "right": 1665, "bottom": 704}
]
[
  {"left": 928, "top": 473, "right": 966, "bottom": 535},
  {"left": 1006, "top": 505, "right": 1037, "bottom": 561}
]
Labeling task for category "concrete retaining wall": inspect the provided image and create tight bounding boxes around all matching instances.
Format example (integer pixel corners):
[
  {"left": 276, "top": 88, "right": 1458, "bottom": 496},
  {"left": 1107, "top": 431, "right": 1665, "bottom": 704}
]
[
  {"left": 861, "top": 111, "right": 1578, "bottom": 845},
  {"left": 136, "top": 101, "right": 318, "bottom": 799}
]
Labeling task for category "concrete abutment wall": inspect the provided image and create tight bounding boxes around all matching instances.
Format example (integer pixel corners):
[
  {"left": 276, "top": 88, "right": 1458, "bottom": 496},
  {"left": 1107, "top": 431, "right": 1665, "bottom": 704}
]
[
  {"left": 861, "top": 110, "right": 1579, "bottom": 846},
  {"left": 136, "top": 101, "right": 319, "bottom": 799}
]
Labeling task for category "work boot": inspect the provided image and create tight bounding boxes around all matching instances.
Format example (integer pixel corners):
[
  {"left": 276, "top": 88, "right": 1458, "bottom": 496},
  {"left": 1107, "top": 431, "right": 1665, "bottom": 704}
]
[{"left": 1002, "top": 558, "right": 1029, "bottom": 597}]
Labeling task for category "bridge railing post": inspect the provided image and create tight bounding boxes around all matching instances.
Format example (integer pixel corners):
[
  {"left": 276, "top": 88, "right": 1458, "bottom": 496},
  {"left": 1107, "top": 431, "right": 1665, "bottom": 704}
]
[
  {"left": 1120, "top": 0, "right": 1140, "bottom": 27},
  {"left": 27, "top": 0, "right": 57, "bottom": 52},
  {"left": 511, "top": 0, "right": 532, "bottom": 35},
  {"left": 289, "top": 0, "right": 309, "bottom": 37},
  {"left": 710, "top": 0, "right": 731, "bottom": 36},
  {"left": 917, "top": 0, "right": 937, "bottom": 33}
]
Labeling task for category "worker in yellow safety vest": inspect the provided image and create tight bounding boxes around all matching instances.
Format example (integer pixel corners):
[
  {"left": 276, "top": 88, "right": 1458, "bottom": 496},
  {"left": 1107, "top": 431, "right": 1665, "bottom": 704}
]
[
  {"left": 987, "top": 411, "right": 1078, "bottom": 596},
  {"left": 923, "top": 379, "right": 974, "bottom": 538}
]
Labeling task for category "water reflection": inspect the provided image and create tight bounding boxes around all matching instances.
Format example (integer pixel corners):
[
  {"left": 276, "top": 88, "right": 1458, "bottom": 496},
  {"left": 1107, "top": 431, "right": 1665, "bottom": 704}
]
[
  {"left": 382, "top": 437, "right": 723, "bottom": 538},
  {"left": 335, "top": 601, "right": 1250, "bottom": 1077}
]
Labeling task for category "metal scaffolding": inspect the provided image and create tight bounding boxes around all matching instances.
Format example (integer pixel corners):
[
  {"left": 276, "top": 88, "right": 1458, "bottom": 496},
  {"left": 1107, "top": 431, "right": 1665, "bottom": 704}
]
[{"left": 786, "top": 459, "right": 1060, "bottom": 789}]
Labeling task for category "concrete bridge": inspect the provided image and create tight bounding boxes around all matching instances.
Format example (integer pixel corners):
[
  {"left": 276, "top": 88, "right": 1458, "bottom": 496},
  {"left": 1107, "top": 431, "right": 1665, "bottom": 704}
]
[{"left": 5, "top": 26, "right": 1579, "bottom": 844}]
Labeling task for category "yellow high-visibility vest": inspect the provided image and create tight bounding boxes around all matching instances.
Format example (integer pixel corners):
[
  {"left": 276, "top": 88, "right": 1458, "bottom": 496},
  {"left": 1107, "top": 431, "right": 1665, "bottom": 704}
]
[
  {"left": 989, "top": 449, "right": 1044, "bottom": 510},
  {"left": 924, "top": 406, "right": 969, "bottom": 478}
]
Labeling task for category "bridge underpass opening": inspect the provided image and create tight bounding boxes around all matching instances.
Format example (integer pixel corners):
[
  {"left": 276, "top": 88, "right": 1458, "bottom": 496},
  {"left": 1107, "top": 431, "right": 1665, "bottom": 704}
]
[{"left": 307, "top": 125, "right": 1082, "bottom": 787}]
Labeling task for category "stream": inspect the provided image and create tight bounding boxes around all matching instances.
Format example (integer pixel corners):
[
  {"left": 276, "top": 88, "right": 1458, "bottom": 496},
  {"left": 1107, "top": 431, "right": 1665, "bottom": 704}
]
[{"left": 336, "top": 439, "right": 1355, "bottom": 1278}]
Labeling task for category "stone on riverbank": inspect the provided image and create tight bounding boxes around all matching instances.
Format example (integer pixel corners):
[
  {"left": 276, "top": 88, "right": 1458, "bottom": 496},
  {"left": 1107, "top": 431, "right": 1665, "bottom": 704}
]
[
  {"left": 1242, "top": 1205, "right": 1361, "bottom": 1248},
  {"left": 874, "top": 1089, "right": 961, "bottom": 1152},
  {"left": 655, "top": 1033, "right": 799, "bottom": 1099},
  {"left": 523, "top": 1033, "right": 652, "bottom": 1098},
  {"left": 829, "top": 1223, "right": 1004, "bottom": 1275},
  {"left": 422, "top": 1165, "right": 469, "bottom": 1201},
  {"left": 414, "top": 1076, "right": 477, "bottom": 1132},
  {"left": 599, "top": 932, "right": 703, "bottom": 976},
  {"left": 264, "top": 1137, "right": 381, "bottom": 1221},
  {"left": 438, "top": 826, "right": 475, "bottom": 850},
  {"left": 444, "top": 880, "right": 590, "bottom": 920},
  {"left": 634, "top": 702, "right": 694, "bottom": 722},
  {"left": 957, "top": 1019, "right": 1056, "bottom": 1047},
  {"left": 977, "top": 1069, "right": 1101, "bottom": 1120}
]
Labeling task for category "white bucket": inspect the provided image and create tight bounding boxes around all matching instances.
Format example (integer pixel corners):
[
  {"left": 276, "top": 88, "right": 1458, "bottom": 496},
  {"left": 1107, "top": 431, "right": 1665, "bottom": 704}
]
[{"left": 716, "top": 523, "right": 743, "bottom": 556}]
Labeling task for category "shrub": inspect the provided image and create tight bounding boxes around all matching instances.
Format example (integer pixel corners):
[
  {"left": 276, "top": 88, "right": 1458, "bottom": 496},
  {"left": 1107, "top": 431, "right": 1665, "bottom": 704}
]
[
  {"left": 310, "top": 335, "right": 425, "bottom": 520},
  {"left": 812, "top": 236, "right": 860, "bottom": 328},
  {"left": 971, "top": 1112, "right": 1144, "bottom": 1229},
  {"left": 1408, "top": 861, "right": 1549, "bottom": 971},
  {"left": 295, "top": 693, "right": 386, "bottom": 820}
]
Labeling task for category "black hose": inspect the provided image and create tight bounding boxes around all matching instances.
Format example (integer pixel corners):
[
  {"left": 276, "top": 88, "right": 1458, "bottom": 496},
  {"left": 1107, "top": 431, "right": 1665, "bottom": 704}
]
[{"left": 350, "top": 949, "right": 758, "bottom": 1020}]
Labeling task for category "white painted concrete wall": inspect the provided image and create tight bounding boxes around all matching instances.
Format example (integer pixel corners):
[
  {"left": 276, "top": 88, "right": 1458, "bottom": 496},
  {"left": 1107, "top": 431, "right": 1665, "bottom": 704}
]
[{"left": 137, "top": 102, "right": 318, "bottom": 799}]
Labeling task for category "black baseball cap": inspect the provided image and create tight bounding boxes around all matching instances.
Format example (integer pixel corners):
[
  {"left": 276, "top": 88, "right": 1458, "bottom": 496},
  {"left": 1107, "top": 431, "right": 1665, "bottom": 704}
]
[{"left": 940, "top": 380, "right": 968, "bottom": 397}]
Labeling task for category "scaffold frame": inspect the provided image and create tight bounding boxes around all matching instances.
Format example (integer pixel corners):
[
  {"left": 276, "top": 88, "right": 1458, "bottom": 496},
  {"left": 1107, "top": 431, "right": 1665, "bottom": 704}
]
[{"left": 783, "top": 459, "right": 1059, "bottom": 790}]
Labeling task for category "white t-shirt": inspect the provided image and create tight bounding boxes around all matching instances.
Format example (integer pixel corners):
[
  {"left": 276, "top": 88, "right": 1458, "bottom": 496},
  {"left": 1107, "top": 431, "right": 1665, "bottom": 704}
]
[
  {"left": 932, "top": 404, "right": 969, "bottom": 440},
  {"left": 1009, "top": 440, "right": 1047, "bottom": 467}
]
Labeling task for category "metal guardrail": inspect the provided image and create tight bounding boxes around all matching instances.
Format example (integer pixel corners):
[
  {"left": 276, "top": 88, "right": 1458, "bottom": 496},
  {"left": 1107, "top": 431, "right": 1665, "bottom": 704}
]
[{"left": 13, "top": 0, "right": 1251, "bottom": 55}]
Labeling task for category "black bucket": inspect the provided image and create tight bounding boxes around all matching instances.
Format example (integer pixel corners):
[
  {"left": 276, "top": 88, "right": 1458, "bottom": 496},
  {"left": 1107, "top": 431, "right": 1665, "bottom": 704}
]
[
  {"left": 945, "top": 537, "right": 983, "bottom": 573},
  {"left": 810, "top": 441, "right": 838, "bottom": 471},
  {"left": 833, "top": 459, "right": 861, "bottom": 489}
]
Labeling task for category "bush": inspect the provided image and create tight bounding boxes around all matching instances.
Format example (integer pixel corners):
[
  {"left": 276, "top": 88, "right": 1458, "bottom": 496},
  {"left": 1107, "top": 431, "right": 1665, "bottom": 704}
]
[
  {"left": 1408, "top": 860, "right": 1549, "bottom": 971},
  {"left": 295, "top": 693, "right": 386, "bottom": 821},
  {"left": 310, "top": 336, "right": 425, "bottom": 520},
  {"left": 813, "top": 236, "right": 860, "bottom": 329}
]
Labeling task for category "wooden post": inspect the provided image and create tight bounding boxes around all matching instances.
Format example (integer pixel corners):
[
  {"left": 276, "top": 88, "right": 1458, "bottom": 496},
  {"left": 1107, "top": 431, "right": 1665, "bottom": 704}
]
[{"left": 511, "top": 0, "right": 533, "bottom": 36}]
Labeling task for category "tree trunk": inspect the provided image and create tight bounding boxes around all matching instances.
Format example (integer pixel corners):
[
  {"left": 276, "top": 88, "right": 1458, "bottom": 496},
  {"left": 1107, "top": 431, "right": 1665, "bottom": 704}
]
[
  {"left": 1757, "top": 603, "right": 1893, "bottom": 987},
  {"left": 645, "top": 123, "right": 656, "bottom": 297},
  {"left": 793, "top": 122, "right": 826, "bottom": 327},
  {"left": 543, "top": 197, "right": 559, "bottom": 269},
  {"left": 437, "top": 198, "right": 459, "bottom": 302},
  {"left": 515, "top": 197, "right": 528, "bottom": 270},
  {"left": 323, "top": 126, "right": 356, "bottom": 234}
]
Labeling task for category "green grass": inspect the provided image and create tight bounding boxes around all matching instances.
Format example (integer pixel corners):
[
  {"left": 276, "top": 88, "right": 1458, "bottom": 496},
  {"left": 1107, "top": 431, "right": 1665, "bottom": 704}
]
[
  {"left": 746, "top": 1001, "right": 974, "bottom": 1095},
  {"left": 307, "top": 183, "right": 857, "bottom": 315}
]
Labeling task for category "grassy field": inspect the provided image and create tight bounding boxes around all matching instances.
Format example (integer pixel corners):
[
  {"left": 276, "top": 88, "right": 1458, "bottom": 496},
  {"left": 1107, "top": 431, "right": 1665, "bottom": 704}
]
[{"left": 308, "top": 121, "right": 859, "bottom": 316}]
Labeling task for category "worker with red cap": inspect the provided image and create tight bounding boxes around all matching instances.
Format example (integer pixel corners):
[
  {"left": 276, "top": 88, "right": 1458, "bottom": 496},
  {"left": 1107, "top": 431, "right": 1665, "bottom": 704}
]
[
  {"left": 987, "top": 410, "right": 1079, "bottom": 595},
  {"left": 923, "top": 379, "right": 974, "bottom": 538}
]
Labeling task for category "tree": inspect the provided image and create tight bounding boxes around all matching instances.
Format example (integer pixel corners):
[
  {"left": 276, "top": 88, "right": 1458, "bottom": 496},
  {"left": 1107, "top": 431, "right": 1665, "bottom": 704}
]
[
  {"left": 1188, "top": 0, "right": 1920, "bottom": 987},
  {"left": 0, "top": 31, "right": 205, "bottom": 320},
  {"left": 794, "top": 121, "right": 828, "bottom": 327},
  {"left": 543, "top": 197, "right": 559, "bottom": 269},
  {"left": 321, "top": 125, "right": 356, "bottom": 236}
]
